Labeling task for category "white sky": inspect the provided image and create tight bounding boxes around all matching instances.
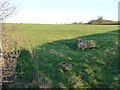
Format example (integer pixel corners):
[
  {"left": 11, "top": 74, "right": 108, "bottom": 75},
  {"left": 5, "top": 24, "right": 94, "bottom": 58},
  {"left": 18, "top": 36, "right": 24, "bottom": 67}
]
[{"left": 4, "top": 0, "right": 119, "bottom": 24}]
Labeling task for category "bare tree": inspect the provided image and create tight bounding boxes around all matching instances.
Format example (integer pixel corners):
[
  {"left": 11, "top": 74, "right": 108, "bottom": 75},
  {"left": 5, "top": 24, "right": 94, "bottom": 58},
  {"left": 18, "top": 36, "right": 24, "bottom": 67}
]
[
  {"left": 0, "top": 0, "right": 16, "bottom": 21},
  {"left": 0, "top": 0, "right": 16, "bottom": 87},
  {"left": 0, "top": 0, "right": 16, "bottom": 51}
]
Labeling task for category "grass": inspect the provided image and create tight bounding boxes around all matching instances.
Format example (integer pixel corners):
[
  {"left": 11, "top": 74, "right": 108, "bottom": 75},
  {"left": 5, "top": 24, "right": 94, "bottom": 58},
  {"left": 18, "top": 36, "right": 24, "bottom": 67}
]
[{"left": 3, "top": 24, "right": 119, "bottom": 88}]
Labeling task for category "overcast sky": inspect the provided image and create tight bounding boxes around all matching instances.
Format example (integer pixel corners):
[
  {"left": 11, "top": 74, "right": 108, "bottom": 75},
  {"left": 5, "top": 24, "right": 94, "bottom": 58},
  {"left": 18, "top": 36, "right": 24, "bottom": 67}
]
[{"left": 4, "top": 0, "right": 119, "bottom": 24}]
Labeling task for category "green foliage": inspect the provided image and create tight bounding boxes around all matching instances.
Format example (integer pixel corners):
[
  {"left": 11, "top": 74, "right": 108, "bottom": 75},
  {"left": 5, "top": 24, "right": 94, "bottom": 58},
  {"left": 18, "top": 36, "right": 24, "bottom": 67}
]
[{"left": 16, "top": 49, "right": 35, "bottom": 80}]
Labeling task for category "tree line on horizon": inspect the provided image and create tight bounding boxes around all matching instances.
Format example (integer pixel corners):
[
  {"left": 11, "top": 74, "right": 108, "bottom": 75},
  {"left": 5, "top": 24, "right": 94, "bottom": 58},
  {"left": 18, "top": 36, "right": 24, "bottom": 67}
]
[{"left": 71, "top": 16, "right": 119, "bottom": 25}]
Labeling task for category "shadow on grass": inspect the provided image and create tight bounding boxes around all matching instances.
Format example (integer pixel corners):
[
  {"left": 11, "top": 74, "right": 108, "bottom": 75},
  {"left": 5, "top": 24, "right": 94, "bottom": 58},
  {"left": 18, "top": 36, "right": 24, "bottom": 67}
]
[{"left": 16, "top": 30, "right": 119, "bottom": 88}]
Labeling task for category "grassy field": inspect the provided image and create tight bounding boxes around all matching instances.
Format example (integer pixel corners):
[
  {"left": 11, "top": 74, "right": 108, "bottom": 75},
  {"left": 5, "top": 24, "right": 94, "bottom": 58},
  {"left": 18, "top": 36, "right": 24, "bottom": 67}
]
[{"left": 3, "top": 24, "right": 119, "bottom": 88}]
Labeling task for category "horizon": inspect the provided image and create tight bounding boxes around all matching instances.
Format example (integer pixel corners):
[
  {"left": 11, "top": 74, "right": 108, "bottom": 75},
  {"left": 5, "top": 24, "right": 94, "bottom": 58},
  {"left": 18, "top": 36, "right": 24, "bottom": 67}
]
[
  {"left": 3, "top": 18, "right": 119, "bottom": 24},
  {"left": 3, "top": 0, "right": 119, "bottom": 24}
]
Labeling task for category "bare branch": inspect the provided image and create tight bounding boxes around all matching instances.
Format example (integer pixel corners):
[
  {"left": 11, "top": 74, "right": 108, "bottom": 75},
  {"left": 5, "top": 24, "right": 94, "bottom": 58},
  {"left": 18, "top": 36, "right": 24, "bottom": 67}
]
[
  {"left": 0, "top": 0, "right": 17, "bottom": 85},
  {"left": 0, "top": 1, "right": 9, "bottom": 9},
  {"left": 0, "top": 0, "right": 16, "bottom": 21}
]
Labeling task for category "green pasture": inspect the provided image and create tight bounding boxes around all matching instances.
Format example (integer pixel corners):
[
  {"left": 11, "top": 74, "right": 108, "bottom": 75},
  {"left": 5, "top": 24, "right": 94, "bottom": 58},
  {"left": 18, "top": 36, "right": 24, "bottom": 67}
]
[{"left": 3, "top": 24, "right": 119, "bottom": 88}]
